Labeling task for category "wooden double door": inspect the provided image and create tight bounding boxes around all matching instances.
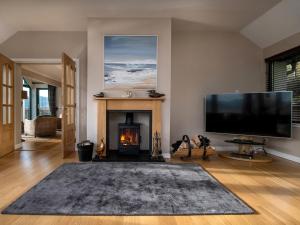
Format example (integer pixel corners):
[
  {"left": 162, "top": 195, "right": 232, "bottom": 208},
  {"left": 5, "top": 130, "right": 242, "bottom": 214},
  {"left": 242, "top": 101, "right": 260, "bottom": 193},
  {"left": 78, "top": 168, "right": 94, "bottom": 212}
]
[
  {"left": 61, "top": 53, "right": 76, "bottom": 158},
  {"left": 0, "top": 54, "right": 14, "bottom": 157},
  {"left": 0, "top": 53, "right": 76, "bottom": 158}
]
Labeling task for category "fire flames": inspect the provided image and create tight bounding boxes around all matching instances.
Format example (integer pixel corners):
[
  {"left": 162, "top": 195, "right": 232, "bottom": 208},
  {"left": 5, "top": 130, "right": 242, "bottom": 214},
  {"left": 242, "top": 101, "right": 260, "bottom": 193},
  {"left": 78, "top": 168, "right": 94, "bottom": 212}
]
[{"left": 120, "top": 130, "right": 138, "bottom": 145}]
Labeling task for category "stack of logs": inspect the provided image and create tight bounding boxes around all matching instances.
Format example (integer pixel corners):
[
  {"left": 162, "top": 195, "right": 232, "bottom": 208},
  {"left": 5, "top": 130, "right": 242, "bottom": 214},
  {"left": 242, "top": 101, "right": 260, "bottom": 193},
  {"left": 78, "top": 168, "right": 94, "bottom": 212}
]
[{"left": 171, "top": 135, "right": 216, "bottom": 159}]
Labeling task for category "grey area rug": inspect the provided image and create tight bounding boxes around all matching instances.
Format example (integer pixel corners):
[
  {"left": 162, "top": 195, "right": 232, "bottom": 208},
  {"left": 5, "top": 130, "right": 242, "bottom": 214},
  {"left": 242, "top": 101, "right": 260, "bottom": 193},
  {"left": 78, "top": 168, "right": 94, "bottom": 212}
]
[{"left": 2, "top": 162, "right": 254, "bottom": 215}]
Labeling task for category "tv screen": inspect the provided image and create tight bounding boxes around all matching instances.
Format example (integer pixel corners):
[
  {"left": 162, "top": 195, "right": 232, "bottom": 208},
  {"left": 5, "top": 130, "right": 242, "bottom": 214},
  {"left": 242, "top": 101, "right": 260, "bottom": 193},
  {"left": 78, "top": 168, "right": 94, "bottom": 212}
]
[{"left": 205, "top": 92, "right": 292, "bottom": 138}]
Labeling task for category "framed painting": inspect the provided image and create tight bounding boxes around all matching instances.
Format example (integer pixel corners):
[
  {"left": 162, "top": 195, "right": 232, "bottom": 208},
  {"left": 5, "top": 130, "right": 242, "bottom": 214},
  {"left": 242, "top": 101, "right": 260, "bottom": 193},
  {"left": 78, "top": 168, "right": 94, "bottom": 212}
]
[{"left": 104, "top": 35, "right": 157, "bottom": 89}]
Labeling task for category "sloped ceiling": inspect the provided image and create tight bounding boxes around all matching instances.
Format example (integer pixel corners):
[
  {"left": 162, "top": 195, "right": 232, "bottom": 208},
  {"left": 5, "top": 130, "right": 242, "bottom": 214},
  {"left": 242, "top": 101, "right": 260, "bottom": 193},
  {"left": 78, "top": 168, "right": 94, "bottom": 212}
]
[
  {"left": 0, "top": 21, "right": 17, "bottom": 45},
  {"left": 0, "top": 31, "right": 86, "bottom": 59},
  {"left": 241, "top": 0, "right": 300, "bottom": 48},
  {"left": 0, "top": 0, "right": 280, "bottom": 44},
  {"left": 21, "top": 64, "right": 62, "bottom": 82}
]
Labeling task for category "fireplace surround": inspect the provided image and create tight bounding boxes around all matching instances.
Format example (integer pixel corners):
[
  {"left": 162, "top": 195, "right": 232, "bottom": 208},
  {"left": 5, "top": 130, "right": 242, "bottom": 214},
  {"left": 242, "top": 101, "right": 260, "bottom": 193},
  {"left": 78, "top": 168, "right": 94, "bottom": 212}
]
[{"left": 95, "top": 97, "right": 164, "bottom": 158}]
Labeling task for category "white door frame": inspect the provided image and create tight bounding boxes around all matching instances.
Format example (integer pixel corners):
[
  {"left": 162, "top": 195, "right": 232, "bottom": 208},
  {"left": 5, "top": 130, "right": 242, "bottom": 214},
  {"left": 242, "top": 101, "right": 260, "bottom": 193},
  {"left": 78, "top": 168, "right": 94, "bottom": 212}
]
[{"left": 13, "top": 58, "right": 80, "bottom": 149}]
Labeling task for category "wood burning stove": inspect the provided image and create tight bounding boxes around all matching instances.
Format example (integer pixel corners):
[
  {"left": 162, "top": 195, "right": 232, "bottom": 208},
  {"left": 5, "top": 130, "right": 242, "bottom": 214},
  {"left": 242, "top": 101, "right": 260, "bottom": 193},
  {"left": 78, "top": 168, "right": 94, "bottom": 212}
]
[{"left": 118, "top": 113, "right": 141, "bottom": 155}]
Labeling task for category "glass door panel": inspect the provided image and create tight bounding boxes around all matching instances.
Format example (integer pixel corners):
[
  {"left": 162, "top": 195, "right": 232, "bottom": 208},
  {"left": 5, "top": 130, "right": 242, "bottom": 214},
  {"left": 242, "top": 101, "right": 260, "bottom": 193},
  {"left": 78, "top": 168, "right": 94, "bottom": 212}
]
[
  {"left": 7, "top": 68, "right": 12, "bottom": 86},
  {"left": 8, "top": 107, "right": 11, "bottom": 124},
  {"left": 2, "top": 106, "right": 6, "bottom": 124},
  {"left": 2, "top": 65, "right": 6, "bottom": 84},
  {"left": 71, "top": 88, "right": 74, "bottom": 105},
  {"left": 2, "top": 86, "right": 6, "bottom": 104},
  {"left": 8, "top": 87, "right": 12, "bottom": 104}
]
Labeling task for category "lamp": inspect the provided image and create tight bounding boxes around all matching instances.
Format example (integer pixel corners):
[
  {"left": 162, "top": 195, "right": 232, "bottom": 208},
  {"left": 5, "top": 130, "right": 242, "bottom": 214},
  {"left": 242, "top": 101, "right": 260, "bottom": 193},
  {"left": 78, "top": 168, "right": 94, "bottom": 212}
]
[{"left": 21, "top": 90, "right": 28, "bottom": 100}]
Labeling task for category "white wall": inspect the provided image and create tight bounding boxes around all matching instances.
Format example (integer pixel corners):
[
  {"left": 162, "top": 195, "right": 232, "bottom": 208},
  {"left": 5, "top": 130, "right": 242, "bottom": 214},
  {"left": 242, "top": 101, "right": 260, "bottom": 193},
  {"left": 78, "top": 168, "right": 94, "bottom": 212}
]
[
  {"left": 87, "top": 18, "right": 172, "bottom": 155},
  {"left": 5, "top": 23, "right": 298, "bottom": 158},
  {"left": 78, "top": 46, "right": 88, "bottom": 141},
  {"left": 171, "top": 30, "right": 265, "bottom": 146}
]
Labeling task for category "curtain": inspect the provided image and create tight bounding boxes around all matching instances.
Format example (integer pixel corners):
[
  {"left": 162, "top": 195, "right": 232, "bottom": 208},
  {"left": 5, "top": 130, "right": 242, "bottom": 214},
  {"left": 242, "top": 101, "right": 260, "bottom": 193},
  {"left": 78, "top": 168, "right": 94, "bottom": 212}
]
[{"left": 48, "top": 85, "right": 57, "bottom": 117}]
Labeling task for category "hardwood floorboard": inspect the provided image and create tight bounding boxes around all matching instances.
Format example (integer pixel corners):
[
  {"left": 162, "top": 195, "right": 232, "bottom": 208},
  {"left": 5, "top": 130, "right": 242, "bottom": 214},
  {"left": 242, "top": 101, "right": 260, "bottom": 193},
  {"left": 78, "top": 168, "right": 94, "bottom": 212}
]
[{"left": 1, "top": 142, "right": 300, "bottom": 225}]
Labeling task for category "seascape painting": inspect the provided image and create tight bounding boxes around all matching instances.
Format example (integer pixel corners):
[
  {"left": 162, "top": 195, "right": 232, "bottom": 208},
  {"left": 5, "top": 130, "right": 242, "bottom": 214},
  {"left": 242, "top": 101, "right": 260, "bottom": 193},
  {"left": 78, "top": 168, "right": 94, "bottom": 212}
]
[{"left": 104, "top": 36, "right": 157, "bottom": 89}]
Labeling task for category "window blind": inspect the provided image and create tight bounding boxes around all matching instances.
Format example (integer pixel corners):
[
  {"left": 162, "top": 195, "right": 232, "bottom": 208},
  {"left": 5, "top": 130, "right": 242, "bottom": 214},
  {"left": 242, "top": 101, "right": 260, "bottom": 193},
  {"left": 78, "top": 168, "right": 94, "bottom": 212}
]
[{"left": 266, "top": 46, "right": 300, "bottom": 124}]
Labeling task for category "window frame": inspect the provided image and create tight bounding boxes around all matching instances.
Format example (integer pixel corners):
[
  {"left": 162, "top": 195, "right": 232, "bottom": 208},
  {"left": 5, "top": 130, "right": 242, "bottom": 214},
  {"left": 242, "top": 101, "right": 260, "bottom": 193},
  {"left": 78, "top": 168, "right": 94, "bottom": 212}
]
[
  {"left": 36, "top": 88, "right": 51, "bottom": 116},
  {"left": 265, "top": 45, "right": 300, "bottom": 126}
]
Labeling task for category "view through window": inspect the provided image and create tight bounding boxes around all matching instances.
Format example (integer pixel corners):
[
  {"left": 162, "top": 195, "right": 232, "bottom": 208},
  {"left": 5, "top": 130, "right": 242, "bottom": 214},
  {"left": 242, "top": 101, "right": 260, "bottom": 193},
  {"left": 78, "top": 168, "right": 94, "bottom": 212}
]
[
  {"left": 22, "top": 86, "right": 30, "bottom": 119},
  {"left": 37, "top": 89, "right": 51, "bottom": 116}
]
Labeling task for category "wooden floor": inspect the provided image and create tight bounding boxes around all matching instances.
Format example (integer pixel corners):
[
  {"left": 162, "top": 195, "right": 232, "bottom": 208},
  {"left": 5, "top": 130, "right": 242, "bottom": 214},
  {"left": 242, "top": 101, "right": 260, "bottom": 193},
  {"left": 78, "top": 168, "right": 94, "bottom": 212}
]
[{"left": 1, "top": 143, "right": 300, "bottom": 225}]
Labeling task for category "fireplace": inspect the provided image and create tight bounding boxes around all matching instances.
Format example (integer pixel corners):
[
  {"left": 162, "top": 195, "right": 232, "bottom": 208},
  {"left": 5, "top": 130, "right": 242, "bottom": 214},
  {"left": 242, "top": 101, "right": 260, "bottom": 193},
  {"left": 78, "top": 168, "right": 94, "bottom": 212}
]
[
  {"left": 118, "top": 113, "right": 141, "bottom": 155},
  {"left": 95, "top": 97, "right": 164, "bottom": 159},
  {"left": 105, "top": 110, "right": 152, "bottom": 159}
]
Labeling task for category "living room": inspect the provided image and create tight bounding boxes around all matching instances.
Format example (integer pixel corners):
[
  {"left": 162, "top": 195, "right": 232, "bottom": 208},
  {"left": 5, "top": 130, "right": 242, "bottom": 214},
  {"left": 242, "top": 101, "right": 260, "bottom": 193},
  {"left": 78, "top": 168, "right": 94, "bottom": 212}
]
[
  {"left": 0, "top": 0, "right": 300, "bottom": 224},
  {"left": 21, "top": 64, "right": 62, "bottom": 150}
]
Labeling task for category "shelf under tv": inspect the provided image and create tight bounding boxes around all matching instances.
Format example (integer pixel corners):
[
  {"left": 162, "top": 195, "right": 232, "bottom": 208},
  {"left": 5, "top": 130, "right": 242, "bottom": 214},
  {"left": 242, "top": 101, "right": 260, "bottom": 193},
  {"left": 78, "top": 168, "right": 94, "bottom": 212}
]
[
  {"left": 224, "top": 139, "right": 265, "bottom": 146},
  {"left": 219, "top": 138, "right": 272, "bottom": 163},
  {"left": 219, "top": 152, "right": 272, "bottom": 163}
]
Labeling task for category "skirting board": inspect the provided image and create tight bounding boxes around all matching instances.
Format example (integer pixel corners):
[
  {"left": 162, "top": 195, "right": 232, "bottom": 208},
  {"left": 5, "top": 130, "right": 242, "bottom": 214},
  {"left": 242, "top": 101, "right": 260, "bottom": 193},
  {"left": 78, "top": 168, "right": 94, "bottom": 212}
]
[
  {"left": 214, "top": 145, "right": 300, "bottom": 164},
  {"left": 163, "top": 152, "right": 171, "bottom": 159},
  {"left": 265, "top": 148, "right": 300, "bottom": 164},
  {"left": 15, "top": 143, "right": 22, "bottom": 149}
]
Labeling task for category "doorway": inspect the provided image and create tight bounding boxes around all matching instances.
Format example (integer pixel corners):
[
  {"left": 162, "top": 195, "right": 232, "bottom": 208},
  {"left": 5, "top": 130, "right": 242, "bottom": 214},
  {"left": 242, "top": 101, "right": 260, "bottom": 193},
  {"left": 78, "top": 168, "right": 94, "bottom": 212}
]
[
  {"left": 21, "top": 64, "right": 63, "bottom": 151},
  {"left": 16, "top": 54, "right": 77, "bottom": 157},
  {"left": 0, "top": 53, "right": 78, "bottom": 159}
]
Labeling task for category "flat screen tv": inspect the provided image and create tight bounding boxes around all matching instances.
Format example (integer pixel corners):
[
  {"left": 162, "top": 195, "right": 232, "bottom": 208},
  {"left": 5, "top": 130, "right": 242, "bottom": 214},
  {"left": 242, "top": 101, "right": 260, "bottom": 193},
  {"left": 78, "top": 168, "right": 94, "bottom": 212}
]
[{"left": 205, "top": 92, "right": 292, "bottom": 138}]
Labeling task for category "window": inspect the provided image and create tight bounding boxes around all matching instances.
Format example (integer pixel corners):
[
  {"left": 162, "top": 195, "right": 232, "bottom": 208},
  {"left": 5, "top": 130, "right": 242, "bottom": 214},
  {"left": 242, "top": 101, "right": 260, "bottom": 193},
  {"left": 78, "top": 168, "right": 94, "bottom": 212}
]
[
  {"left": 37, "top": 88, "right": 51, "bottom": 116},
  {"left": 266, "top": 46, "right": 300, "bottom": 124}
]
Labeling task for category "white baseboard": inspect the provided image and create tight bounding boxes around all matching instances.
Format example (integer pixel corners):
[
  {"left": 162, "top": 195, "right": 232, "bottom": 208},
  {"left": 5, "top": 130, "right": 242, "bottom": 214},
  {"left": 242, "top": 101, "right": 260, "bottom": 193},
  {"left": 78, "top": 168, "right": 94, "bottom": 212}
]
[
  {"left": 163, "top": 152, "right": 171, "bottom": 159},
  {"left": 265, "top": 148, "right": 300, "bottom": 164},
  {"left": 215, "top": 145, "right": 300, "bottom": 164},
  {"left": 15, "top": 143, "right": 22, "bottom": 149}
]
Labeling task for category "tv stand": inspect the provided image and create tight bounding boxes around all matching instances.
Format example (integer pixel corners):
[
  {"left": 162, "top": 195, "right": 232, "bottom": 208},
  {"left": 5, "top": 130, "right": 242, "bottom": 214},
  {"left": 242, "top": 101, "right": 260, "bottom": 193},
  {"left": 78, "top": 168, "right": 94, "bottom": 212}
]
[{"left": 220, "top": 138, "right": 271, "bottom": 162}]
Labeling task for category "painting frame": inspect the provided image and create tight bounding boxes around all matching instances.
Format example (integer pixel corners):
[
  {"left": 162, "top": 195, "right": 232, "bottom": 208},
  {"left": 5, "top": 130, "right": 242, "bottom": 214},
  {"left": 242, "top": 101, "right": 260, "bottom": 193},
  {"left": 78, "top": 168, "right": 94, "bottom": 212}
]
[{"left": 103, "top": 35, "right": 158, "bottom": 90}]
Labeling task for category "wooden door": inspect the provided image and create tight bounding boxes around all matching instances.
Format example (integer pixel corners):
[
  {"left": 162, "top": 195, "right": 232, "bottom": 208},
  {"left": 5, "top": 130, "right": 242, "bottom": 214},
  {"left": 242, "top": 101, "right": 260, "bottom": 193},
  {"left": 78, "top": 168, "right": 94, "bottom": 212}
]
[
  {"left": 62, "top": 53, "right": 76, "bottom": 158},
  {"left": 0, "top": 54, "right": 14, "bottom": 157}
]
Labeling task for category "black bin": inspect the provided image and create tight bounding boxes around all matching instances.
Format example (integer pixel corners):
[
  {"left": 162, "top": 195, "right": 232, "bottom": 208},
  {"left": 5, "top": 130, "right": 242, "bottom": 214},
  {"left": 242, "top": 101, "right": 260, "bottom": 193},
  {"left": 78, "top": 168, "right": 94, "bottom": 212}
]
[{"left": 77, "top": 141, "right": 94, "bottom": 162}]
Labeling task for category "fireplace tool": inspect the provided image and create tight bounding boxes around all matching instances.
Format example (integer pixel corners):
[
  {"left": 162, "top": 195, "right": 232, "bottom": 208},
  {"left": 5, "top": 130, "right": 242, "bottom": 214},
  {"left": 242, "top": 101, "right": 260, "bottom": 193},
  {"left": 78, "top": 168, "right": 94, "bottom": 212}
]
[
  {"left": 152, "top": 131, "right": 162, "bottom": 159},
  {"left": 198, "top": 135, "right": 210, "bottom": 160}
]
